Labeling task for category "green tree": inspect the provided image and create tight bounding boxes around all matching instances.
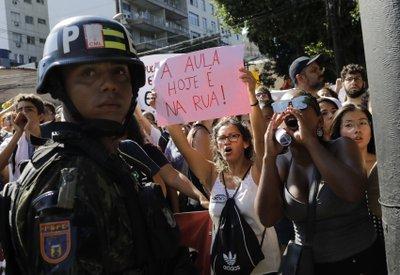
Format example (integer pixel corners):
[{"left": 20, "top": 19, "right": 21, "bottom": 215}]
[
  {"left": 214, "top": 0, "right": 363, "bottom": 79},
  {"left": 259, "top": 60, "right": 277, "bottom": 88}
]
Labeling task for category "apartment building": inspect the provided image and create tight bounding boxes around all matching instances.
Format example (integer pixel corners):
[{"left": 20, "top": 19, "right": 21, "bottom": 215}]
[
  {"left": 186, "top": 0, "right": 261, "bottom": 60},
  {"left": 0, "top": 0, "right": 49, "bottom": 67},
  {"left": 48, "top": 0, "right": 190, "bottom": 53},
  {"left": 187, "top": 0, "right": 244, "bottom": 43},
  {"left": 119, "top": 0, "right": 190, "bottom": 52},
  {"left": 47, "top": 0, "right": 260, "bottom": 58}
]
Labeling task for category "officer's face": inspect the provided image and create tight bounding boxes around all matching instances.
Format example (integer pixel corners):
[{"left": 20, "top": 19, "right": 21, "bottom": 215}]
[{"left": 63, "top": 62, "right": 132, "bottom": 123}]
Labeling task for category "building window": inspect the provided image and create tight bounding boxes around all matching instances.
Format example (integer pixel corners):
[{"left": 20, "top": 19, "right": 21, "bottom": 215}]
[
  {"left": 211, "top": 21, "right": 216, "bottom": 32},
  {"left": 189, "top": 12, "right": 199, "bottom": 26},
  {"left": 36, "top": 0, "right": 44, "bottom": 3},
  {"left": 38, "top": 18, "right": 46, "bottom": 24},
  {"left": 12, "top": 32, "right": 22, "bottom": 48},
  {"left": 28, "top": 56, "right": 37, "bottom": 62},
  {"left": 24, "top": 0, "right": 32, "bottom": 3},
  {"left": 201, "top": 0, "right": 206, "bottom": 11},
  {"left": 202, "top": 17, "right": 207, "bottom": 30},
  {"left": 190, "top": 31, "right": 200, "bottom": 39},
  {"left": 190, "top": 0, "right": 198, "bottom": 8},
  {"left": 11, "top": 11, "right": 21, "bottom": 26},
  {"left": 25, "top": 16, "right": 34, "bottom": 24},
  {"left": 27, "top": 35, "right": 35, "bottom": 44},
  {"left": 39, "top": 38, "right": 46, "bottom": 44},
  {"left": 18, "top": 54, "right": 24, "bottom": 63},
  {"left": 210, "top": 3, "right": 215, "bottom": 15},
  {"left": 12, "top": 32, "right": 22, "bottom": 42}
]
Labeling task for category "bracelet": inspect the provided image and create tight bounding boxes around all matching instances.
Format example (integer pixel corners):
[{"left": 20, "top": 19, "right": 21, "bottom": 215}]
[{"left": 250, "top": 101, "right": 258, "bottom": 106}]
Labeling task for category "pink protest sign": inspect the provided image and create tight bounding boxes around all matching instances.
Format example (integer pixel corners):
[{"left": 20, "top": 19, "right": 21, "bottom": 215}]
[{"left": 154, "top": 44, "right": 250, "bottom": 126}]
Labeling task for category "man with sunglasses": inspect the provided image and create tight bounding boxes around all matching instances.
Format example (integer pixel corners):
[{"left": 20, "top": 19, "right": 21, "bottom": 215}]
[{"left": 281, "top": 55, "right": 324, "bottom": 100}]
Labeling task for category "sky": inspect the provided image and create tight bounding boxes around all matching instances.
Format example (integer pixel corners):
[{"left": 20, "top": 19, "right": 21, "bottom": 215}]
[{"left": 47, "top": 0, "right": 116, "bottom": 28}]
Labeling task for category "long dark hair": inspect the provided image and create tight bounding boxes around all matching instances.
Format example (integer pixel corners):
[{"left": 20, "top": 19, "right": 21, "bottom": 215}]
[
  {"left": 211, "top": 117, "right": 254, "bottom": 173},
  {"left": 330, "top": 104, "right": 375, "bottom": 154}
]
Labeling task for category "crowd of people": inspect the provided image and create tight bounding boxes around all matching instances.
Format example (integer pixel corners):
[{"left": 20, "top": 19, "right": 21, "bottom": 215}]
[{"left": 0, "top": 15, "right": 388, "bottom": 275}]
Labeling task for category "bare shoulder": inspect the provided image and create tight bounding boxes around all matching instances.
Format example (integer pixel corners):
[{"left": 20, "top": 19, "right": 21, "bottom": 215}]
[{"left": 327, "top": 137, "right": 358, "bottom": 155}]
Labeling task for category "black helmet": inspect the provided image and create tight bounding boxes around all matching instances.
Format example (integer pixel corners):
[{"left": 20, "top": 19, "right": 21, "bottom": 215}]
[
  {"left": 37, "top": 15, "right": 145, "bottom": 136},
  {"left": 38, "top": 15, "right": 145, "bottom": 95}
]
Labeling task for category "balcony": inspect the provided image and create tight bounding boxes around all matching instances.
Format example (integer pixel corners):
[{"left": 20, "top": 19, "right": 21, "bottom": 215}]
[
  {"left": 130, "top": 0, "right": 187, "bottom": 20},
  {"left": 136, "top": 38, "right": 169, "bottom": 52},
  {"left": 127, "top": 12, "right": 189, "bottom": 38}
]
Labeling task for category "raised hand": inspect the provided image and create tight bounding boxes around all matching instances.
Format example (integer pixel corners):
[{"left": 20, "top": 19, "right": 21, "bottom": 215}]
[
  {"left": 264, "top": 113, "right": 285, "bottom": 157},
  {"left": 284, "top": 108, "right": 318, "bottom": 147},
  {"left": 239, "top": 67, "right": 257, "bottom": 94},
  {"left": 13, "top": 112, "right": 27, "bottom": 134}
]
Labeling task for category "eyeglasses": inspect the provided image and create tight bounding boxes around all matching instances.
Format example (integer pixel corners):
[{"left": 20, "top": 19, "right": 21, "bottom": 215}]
[
  {"left": 344, "top": 76, "right": 363, "bottom": 82},
  {"left": 217, "top": 133, "right": 241, "bottom": 144},
  {"left": 255, "top": 92, "right": 271, "bottom": 100},
  {"left": 271, "top": 95, "right": 311, "bottom": 113}
]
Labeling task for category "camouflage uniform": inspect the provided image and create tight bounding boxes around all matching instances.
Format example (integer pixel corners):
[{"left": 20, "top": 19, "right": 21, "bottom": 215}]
[
  {"left": 0, "top": 15, "right": 194, "bottom": 275},
  {"left": 2, "top": 133, "right": 150, "bottom": 274}
]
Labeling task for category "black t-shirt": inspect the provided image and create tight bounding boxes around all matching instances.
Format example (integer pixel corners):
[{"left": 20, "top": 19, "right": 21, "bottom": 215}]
[
  {"left": 141, "top": 143, "right": 169, "bottom": 169},
  {"left": 119, "top": 140, "right": 160, "bottom": 177}
]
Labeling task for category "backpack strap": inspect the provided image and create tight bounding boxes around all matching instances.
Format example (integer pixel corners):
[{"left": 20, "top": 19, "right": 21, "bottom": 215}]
[
  {"left": 260, "top": 228, "right": 267, "bottom": 247},
  {"left": 221, "top": 165, "right": 252, "bottom": 199},
  {"left": 221, "top": 165, "right": 266, "bottom": 247}
]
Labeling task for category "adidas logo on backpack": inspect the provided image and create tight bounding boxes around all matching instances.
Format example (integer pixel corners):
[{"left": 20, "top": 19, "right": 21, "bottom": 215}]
[{"left": 223, "top": 251, "right": 240, "bottom": 271}]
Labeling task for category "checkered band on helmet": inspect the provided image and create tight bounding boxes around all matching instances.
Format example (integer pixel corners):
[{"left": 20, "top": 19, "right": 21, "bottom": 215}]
[{"left": 37, "top": 15, "right": 145, "bottom": 97}]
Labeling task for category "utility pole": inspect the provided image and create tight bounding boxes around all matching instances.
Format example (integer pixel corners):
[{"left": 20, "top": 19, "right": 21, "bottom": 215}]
[{"left": 359, "top": 1, "right": 400, "bottom": 273}]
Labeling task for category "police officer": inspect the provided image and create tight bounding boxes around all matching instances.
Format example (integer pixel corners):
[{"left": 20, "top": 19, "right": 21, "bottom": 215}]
[{"left": 0, "top": 16, "right": 194, "bottom": 274}]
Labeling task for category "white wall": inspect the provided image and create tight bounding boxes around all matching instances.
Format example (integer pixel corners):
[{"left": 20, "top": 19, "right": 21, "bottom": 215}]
[
  {"left": 48, "top": 0, "right": 117, "bottom": 28},
  {"left": 0, "top": 0, "right": 10, "bottom": 50}
]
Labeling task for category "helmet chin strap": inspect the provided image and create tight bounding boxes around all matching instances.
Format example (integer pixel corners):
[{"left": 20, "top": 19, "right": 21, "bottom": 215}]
[{"left": 52, "top": 77, "right": 137, "bottom": 138}]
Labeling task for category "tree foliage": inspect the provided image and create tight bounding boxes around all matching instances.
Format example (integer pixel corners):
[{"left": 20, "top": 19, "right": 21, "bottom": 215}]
[
  {"left": 259, "top": 60, "right": 277, "bottom": 88},
  {"left": 214, "top": 0, "right": 363, "bottom": 79}
]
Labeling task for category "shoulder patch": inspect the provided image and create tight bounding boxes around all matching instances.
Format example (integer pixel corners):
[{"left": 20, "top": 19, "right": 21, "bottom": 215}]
[{"left": 40, "top": 220, "right": 71, "bottom": 265}]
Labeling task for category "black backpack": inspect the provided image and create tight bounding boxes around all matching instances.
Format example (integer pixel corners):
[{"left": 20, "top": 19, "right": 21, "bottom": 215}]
[{"left": 211, "top": 167, "right": 266, "bottom": 275}]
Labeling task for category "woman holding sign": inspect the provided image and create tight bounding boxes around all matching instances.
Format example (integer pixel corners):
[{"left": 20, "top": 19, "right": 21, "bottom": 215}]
[{"left": 153, "top": 68, "right": 281, "bottom": 274}]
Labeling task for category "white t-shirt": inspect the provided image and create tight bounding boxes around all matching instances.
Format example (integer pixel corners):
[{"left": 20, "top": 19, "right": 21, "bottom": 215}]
[
  {"left": 209, "top": 170, "right": 281, "bottom": 274},
  {"left": 0, "top": 132, "right": 33, "bottom": 182},
  {"left": 149, "top": 124, "right": 161, "bottom": 145}
]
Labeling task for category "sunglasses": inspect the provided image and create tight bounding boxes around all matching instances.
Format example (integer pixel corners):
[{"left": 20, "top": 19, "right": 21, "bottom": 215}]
[{"left": 271, "top": 95, "right": 312, "bottom": 113}]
